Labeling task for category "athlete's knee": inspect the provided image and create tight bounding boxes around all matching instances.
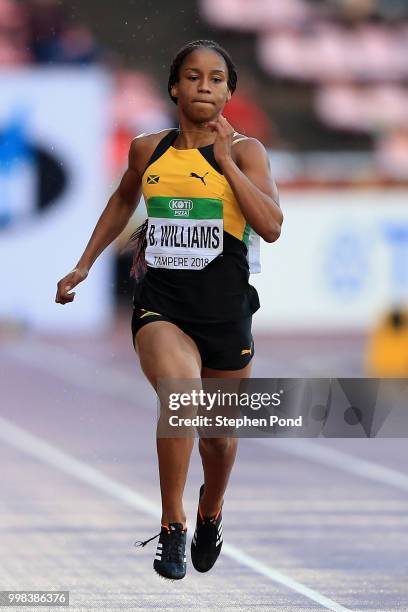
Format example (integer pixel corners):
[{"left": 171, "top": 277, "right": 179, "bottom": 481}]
[
  {"left": 144, "top": 354, "right": 200, "bottom": 388},
  {"left": 199, "top": 436, "right": 236, "bottom": 456}
]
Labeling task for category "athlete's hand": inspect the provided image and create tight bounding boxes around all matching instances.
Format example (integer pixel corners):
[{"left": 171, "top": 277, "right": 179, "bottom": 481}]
[
  {"left": 206, "top": 115, "right": 234, "bottom": 167},
  {"left": 55, "top": 266, "right": 88, "bottom": 305}
]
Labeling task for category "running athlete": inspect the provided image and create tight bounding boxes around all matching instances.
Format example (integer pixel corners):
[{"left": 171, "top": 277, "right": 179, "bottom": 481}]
[{"left": 55, "top": 40, "right": 283, "bottom": 581}]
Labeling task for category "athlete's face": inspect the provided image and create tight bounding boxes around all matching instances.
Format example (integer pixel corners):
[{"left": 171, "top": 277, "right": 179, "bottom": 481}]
[{"left": 171, "top": 49, "right": 232, "bottom": 121}]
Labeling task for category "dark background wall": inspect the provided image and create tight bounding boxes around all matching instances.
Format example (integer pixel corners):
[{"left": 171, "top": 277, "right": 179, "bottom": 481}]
[{"left": 62, "top": 0, "right": 256, "bottom": 89}]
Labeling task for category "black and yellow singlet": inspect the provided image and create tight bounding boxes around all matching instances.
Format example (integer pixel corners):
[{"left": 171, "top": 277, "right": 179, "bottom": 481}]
[{"left": 133, "top": 128, "right": 261, "bottom": 324}]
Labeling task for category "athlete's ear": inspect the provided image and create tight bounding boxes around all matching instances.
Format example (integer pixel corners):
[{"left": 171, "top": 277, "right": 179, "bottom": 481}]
[
  {"left": 226, "top": 90, "right": 232, "bottom": 102},
  {"left": 170, "top": 84, "right": 178, "bottom": 98}
]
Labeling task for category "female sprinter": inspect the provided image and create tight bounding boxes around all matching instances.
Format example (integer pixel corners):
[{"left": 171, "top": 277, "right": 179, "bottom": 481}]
[{"left": 55, "top": 40, "right": 283, "bottom": 581}]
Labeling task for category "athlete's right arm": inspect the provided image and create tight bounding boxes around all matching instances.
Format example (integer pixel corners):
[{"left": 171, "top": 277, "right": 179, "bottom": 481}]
[{"left": 55, "top": 136, "right": 145, "bottom": 305}]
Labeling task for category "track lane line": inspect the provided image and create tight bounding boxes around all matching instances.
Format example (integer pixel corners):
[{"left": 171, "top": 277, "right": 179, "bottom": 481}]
[
  {"left": 253, "top": 438, "right": 408, "bottom": 492},
  {"left": 0, "top": 416, "right": 353, "bottom": 612}
]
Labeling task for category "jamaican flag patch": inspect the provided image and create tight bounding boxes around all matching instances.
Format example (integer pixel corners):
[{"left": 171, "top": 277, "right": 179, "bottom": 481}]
[{"left": 147, "top": 175, "right": 160, "bottom": 184}]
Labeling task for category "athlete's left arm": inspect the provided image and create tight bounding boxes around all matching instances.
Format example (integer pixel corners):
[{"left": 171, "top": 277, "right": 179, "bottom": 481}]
[{"left": 223, "top": 138, "right": 283, "bottom": 243}]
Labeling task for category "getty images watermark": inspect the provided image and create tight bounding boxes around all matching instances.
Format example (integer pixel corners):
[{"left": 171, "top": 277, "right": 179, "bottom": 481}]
[
  {"left": 166, "top": 388, "right": 301, "bottom": 430},
  {"left": 156, "top": 378, "right": 408, "bottom": 438}
]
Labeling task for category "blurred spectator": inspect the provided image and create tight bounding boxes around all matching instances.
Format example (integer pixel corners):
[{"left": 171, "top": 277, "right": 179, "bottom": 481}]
[
  {"left": 0, "top": 0, "right": 31, "bottom": 65},
  {"left": 28, "top": 0, "right": 100, "bottom": 64},
  {"left": 315, "top": 84, "right": 408, "bottom": 132},
  {"left": 44, "top": 24, "right": 100, "bottom": 64},
  {"left": 201, "top": 0, "right": 408, "bottom": 29},
  {"left": 27, "top": 0, "right": 65, "bottom": 62},
  {"left": 200, "top": 0, "right": 313, "bottom": 31},
  {"left": 109, "top": 70, "right": 173, "bottom": 174},
  {"left": 258, "top": 23, "right": 408, "bottom": 82},
  {"left": 375, "top": 127, "right": 408, "bottom": 180}
]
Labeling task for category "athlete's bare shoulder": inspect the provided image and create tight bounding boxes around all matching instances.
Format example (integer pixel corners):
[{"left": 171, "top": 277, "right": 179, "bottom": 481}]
[
  {"left": 231, "top": 133, "right": 269, "bottom": 165},
  {"left": 232, "top": 133, "right": 265, "bottom": 152},
  {"left": 230, "top": 132, "right": 258, "bottom": 163},
  {"left": 230, "top": 133, "right": 279, "bottom": 203},
  {"left": 129, "top": 128, "right": 175, "bottom": 174}
]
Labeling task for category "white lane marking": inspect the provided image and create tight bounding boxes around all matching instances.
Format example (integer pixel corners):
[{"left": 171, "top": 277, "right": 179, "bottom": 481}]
[
  {"left": 0, "top": 416, "right": 352, "bottom": 612},
  {"left": 4, "top": 338, "right": 408, "bottom": 495},
  {"left": 254, "top": 438, "right": 408, "bottom": 493}
]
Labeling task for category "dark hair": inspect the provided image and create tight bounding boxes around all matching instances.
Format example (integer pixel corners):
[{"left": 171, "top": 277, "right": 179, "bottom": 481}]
[
  {"left": 120, "top": 219, "right": 148, "bottom": 282},
  {"left": 168, "top": 39, "right": 237, "bottom": 104}
]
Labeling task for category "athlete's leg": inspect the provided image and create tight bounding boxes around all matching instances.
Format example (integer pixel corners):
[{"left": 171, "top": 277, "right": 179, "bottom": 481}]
[
  {"left": 198, "top": 361, "right": 252, "bottom": 517},
  {"left": 135, "top": 321, "right": 202, "bottom": 528}
]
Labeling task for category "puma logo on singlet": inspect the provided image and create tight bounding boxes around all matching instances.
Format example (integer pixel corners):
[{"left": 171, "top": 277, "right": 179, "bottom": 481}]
[
  {"left": 140, "top": 309, "right": 162, "bottom": 319},
  {"left": 190, "top": 171, "right": 209, "bottom": 185}
]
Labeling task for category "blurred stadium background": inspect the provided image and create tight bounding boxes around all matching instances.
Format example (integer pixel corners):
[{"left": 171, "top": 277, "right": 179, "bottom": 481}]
[
  {"left": 1, "top": 2, "right": 408, "bottom": 611},
  {"left": 1, "top": 0, "right": 408, "bottom": 375}
]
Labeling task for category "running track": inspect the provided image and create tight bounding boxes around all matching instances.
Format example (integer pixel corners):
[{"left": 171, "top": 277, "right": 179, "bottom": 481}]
[{"left": 0, "top": 309, "right": 407, "bottom": 611}]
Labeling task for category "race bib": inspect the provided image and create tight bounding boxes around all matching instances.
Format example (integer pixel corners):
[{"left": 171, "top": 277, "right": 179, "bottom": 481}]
[
  {"left": 145, "top": 196, "right": 223, "bottom": 270},
  {"left": 247, "top": 228, "right": 261, "bottom": 274}
]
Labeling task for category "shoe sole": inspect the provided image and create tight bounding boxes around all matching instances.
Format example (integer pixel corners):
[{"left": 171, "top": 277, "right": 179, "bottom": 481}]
[{"left": 154, "top": 567, "right": 186, "bottom": 581}]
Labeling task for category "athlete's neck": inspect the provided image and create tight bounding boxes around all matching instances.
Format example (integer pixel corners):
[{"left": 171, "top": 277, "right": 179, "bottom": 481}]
[{"left": 173, "top": 125, "right": 215, "bottom": 150}]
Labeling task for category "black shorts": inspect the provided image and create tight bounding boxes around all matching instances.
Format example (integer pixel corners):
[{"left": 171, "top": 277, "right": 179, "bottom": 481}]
[{"left": 131, "top": 303, "right": 254, "bottom": 371}]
